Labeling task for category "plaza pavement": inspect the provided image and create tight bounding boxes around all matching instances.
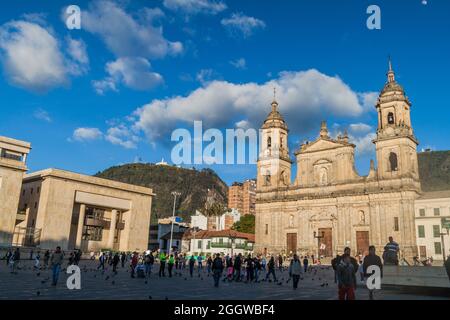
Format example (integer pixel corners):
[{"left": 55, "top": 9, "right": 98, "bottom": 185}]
[{"left": 0, "top": 260, "right": 448, "bottom": 300}]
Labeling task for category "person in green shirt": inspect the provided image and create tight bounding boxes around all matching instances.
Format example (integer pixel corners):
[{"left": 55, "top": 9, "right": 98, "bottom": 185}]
[
  {"left": 168, "top": 254, "right": 175, "bottom": 277},
  {"left": 159, "top": 252, "right": 167, "bottom": 277}
]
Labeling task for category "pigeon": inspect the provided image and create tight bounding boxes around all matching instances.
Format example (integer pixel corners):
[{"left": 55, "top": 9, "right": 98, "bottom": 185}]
[
  {"left": 36, "top": 272, "right": 40, "bottom": 277},
  {"left": 201, "top": 278, "right": 203, "bottom": 281},
  {"left": 105, "top": 276, "right": 110, "bottom": 281},
  {"left": 40, "top": 280, "right": 46, "bottom": 284},
  {"left": 320, "top": 283, "right": 325, "bottom": 287},
  {"left": 145, "top": 281, "right": 148, "bottom": 284},
  {"left": 148, "top": 296, "right": 152, "bottom": 300},
  {"left": 184, "top": 278, "right": 187, "bottom": 281},
  {"left": 36, "top": 291, "right": 40, "bottom": 296},
  {"left": 165, "top": 297, "right": 169, "bottom": 300},
  {"left": 277, "top": 282, "right": 282, "bottom": 286}
]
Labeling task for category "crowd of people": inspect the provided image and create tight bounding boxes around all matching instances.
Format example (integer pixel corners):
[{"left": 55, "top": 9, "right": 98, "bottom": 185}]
[{"left": 2, "top": 235, "right": 450, "bottom": 300}]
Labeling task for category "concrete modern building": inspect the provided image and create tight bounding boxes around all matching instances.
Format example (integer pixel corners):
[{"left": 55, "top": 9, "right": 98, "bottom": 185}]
[
  {"left": 255, "top": 61, "right": 421, "bottom": 259},
  {"left": 228, "top": 179, "right": 256, "bottom": 216},
  {"left": 0, "top": 136, "right": 31, "bottom": 247},
  {"left": 17, "top": 169, "right": 154, "bottom": 253},
  {"left": 415, "top": 190, "right": 450, "bottom": 261}
]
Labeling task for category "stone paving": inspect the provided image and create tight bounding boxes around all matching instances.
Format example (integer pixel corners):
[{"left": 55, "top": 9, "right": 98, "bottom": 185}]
[{"left": 0, "top": 260, "right": 448, "bottom": 300}]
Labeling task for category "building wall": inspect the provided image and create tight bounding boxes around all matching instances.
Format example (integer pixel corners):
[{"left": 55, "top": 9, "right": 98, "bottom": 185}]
[
  {"left": 415, "top": 196, "right": 450, "bottom": 260},
  {"left": 20, "top": 169, "right": 153, "bottom": 253},
  {"left": 0, "top": 136, "right": 31, "bottom": 247},
  {"left": 256, "top": 188, "right": 418, "bottom": 258}
]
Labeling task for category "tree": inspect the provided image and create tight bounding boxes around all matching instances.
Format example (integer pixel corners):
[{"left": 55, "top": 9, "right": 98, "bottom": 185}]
[{"left": 232, "top": 215, "right": 255, "bottom": 234}]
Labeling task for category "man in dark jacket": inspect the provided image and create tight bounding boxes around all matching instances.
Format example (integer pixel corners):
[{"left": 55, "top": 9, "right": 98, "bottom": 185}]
[
  {"left": 112, "top": 252, "right": 120, "bottom": 273},
  {"left": 212, "top": 254, "right": 224, "bottom": 287},
  {"left": 363, "top": 245, "right": 383, "bottom": 300},
  {"left": 337, "top": 254, "right": 356, "bottom": 300}
]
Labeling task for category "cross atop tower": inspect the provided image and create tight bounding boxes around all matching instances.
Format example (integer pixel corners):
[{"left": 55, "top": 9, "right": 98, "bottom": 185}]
[{"left": 387, "top": 55, "right": 395, "bottom": 83}]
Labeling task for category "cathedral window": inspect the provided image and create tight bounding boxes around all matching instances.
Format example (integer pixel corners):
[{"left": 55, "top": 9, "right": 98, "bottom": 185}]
[
  {"left": 389, "top": 152, "right": 398, "bottom": 171},
  {"left": 267, "top": 137, "right": 272, "bottom": 148},
  {"left": 394, "top": 217, "right": 399, "bottom": 231},
  {"left": 387, "top": 112, "right": 395, "bottom": 125},
  {"left": 265, "top": 224, "right": 269, "bottom": 235}
]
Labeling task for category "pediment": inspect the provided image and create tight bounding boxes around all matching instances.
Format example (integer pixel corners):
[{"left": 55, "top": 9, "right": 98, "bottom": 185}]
[{"left": 302, "top": 138, "right": 348, "bottom": 152}]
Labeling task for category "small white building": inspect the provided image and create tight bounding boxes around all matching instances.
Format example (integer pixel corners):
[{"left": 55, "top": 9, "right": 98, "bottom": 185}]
[
  {"left": 182, "top": 230, "right": 254, "bottom": 256},
  {"left": 415, "top": 190, "right": 450, "bottom": 261}
]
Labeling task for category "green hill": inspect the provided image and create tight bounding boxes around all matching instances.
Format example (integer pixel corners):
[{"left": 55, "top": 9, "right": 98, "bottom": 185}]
[
  {"left": 418, "top": 150, "right": 450, "bottom": 192},
  {"left": 95, "top": 164, "right": 228, "bottom": 223}
]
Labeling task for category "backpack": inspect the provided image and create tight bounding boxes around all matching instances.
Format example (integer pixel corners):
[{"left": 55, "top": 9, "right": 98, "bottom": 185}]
[{"left": 213, "top": 258, "right": 223, "bottom": 270}]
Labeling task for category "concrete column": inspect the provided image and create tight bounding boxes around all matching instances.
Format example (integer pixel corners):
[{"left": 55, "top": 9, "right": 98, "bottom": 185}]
[
  {"left": 75, "top": 204, "right": 86, "bottom": 249},
  {"left": 108, "top": 209, "right": 118, "bottom": 249}
]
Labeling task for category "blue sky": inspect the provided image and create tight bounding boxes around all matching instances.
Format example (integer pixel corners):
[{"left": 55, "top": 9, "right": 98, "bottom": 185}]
[{"left": 1, "top": 0, "right": 449, "bottom": 185}]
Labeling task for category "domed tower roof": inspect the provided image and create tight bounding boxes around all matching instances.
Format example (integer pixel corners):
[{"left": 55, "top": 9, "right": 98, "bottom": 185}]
[
  {"left": 261, "top": 89, "right": 288, "bottom": 131},
  {"left": 380, "top": 57, "right": 405, "bottom": 96}
]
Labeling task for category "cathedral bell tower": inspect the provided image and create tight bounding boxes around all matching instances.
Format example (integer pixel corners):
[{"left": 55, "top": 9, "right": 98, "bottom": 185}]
[
  {"left": 374, "top": 58, "right": 420, "bottom": 181},
  {"left": 257, "top": 91, "right": 292, "bottom": 190}
]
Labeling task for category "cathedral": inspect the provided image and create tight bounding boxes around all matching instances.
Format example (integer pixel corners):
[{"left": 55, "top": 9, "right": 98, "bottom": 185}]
[{"left": 255, "top": 61, "right": 421, "bottom": 260}]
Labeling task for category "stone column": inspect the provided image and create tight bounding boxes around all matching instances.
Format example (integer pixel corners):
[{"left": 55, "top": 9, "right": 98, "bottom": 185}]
[
  {"left": 108, "top": 209, "right": 118, "bottom": 249},
  {"left": 75, "top": 204, "right": 86, "bottom": 249}
]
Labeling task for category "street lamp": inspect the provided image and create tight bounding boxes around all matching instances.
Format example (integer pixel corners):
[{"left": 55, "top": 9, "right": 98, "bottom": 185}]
[
  {"left": 169, "top": 191, "right": 181, "bottom": 257},
  {"left": 313, "top": 231, "right": 324, "bottom": 264}
]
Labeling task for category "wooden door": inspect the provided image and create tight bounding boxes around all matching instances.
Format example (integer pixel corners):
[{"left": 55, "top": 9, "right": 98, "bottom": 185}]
[
  {"left": 286, "top": 233, "right": 297, "bottom": 254},
  {"left": 419, "top": 246, "right": 427, "bottom": 258},
  {"left": 356, "top": 231, "right": 370, "bottom": 256},
  {"left": 319, "top": 228, "right": 333, "bottom": 257}
]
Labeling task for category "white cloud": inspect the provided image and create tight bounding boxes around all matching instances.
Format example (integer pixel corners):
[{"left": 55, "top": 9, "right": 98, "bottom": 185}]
[
  {"left": 33, "top": 108, "right": 52, "bottom": 122},
  {"left": 349, "top": 132, "right": 377, "bottom": 155},
  {"left": 163, "top": 0, "right": 227, "bottom": 15},
  {"left": 235, "top": 120, "right": 251, "bottom": 129},
  {"left": 0, "top": 20, "right": 68, "bottom": 92},
  {"left": 82, "top": 0, "right": 183, "bottom": 59},
  {"left": 93, "top": 57, "right": 163, "bottom": 94},
  {"left": 196, "top": 68, "right": 220, "bottom": 85},
  {"left": 72, "top": 128, "right": 103, "bottom": 142},
  {"left": 349, "top": 123, "right": 372, "bottom": 134},
  {"left": 230, "top": 58, "right": 246, "bottom": 70},
  {"left": 358, "top": 91, "right": 378, "bottom": 111},
  {"left": 105, "top": 125, "right": 139, "bottom": 149},
  {"left": 129, "top": 69, "right": 371, "bottom": 142},
  {"left": 221, "top": 13, "right": 266, "bottom": 38},
  {"left": 66, "top": 37, "right": 89, "bottom": 75}
]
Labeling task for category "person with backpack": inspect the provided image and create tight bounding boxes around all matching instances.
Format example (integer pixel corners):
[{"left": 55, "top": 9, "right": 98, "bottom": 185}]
[
  {"left": 383, "top": 236, "right": 400, "bottom": 265},
  {"left": 337, "top": 254, "right": 357, "bottom": 300},
  {"left": 363, "top": 245, "right": 383, "bottom": 300},
  {"left": 289, "top": 254, "right": 303, "bottom": 290},
  {"left": 159, "top": 252, "right": 167, "bottom": 277},
  {"left": 212, "top": 253, "right": 224, "bottom": 287},
  {"left": 50, "top": 246, "right": 64, "bottom": 286},
  {"left": 144, "top": 252, "right": 154, "bottom": 277},
  {"left": 265, "top": 256, "right": 277, "bottom": 282},
  {"left": 168, "top": 254, "right": 175, "bottom": 277},
  {"left": 189, "top": 255, "right": 196, "bottom": 278}
]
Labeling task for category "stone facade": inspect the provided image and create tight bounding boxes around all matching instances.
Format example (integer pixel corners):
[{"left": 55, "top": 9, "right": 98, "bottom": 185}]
[
  {"left": 255, "top": 62, "right": 421, "bottom": 260},
  {"left": 0, "top": 136, "right": 31, "bottom": 247},
  {"left": 18, "top": 169, "right": 154, "bottom": 253}
]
